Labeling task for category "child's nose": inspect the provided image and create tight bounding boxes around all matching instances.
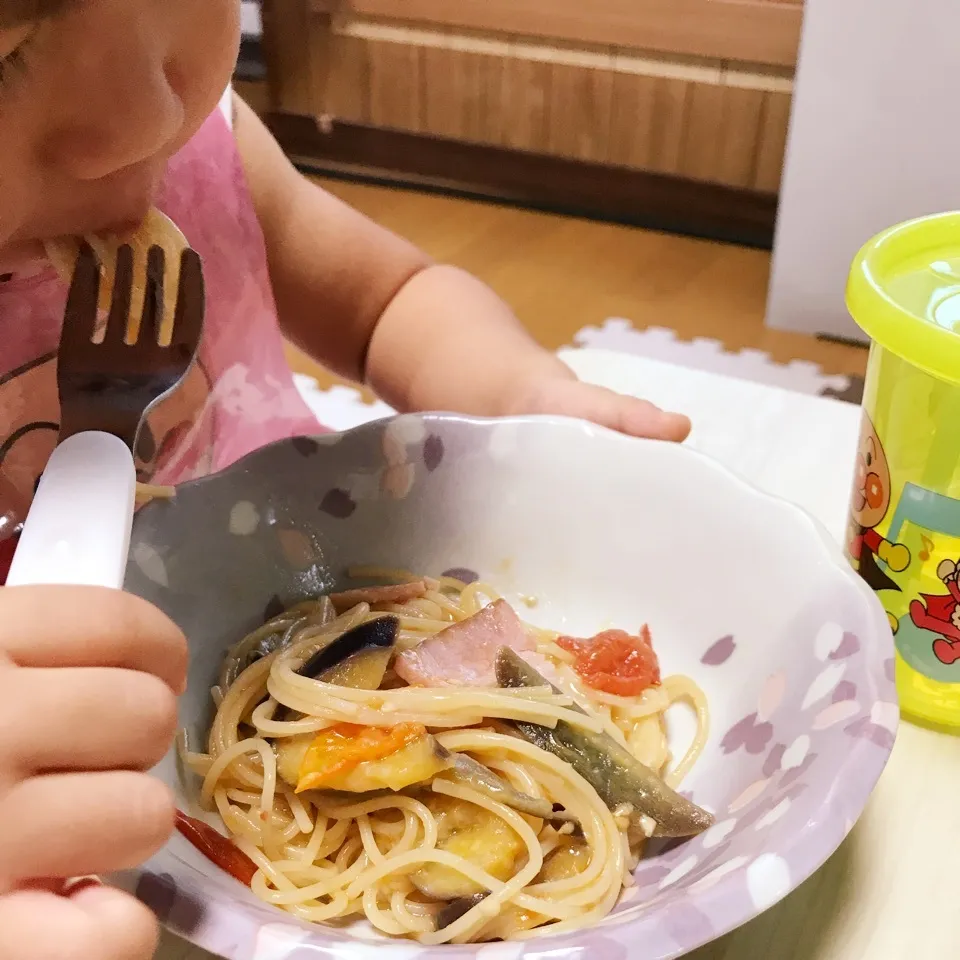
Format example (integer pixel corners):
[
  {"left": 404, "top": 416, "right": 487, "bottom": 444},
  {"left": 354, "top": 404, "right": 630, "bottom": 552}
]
[{"left": 43, "top": 62, "right": 184, "bottom": 182}]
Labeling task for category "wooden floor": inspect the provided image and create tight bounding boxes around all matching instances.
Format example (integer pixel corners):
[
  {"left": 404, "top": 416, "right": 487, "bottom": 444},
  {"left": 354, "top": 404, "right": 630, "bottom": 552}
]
[{"left": 286, "top": 177, "right": 868, "bottom": 390}]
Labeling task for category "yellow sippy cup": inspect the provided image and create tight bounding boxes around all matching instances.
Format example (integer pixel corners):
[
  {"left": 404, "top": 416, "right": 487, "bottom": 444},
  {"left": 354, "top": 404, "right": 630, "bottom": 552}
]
[{"left": 846, "top": 211, "right": 960, "bottom": 731}]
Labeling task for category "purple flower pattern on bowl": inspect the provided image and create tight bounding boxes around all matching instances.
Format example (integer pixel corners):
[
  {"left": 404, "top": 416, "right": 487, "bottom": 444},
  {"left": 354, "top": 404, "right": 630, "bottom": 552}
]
[
  {"left": 701, "top": 635, "right": 736, "bottom": 666},
  {"left": 720, "top": 714, "right": 774, "bottom": 756},
  {"left": 119, "top": 414, "right": 898, "bottom": 960}
]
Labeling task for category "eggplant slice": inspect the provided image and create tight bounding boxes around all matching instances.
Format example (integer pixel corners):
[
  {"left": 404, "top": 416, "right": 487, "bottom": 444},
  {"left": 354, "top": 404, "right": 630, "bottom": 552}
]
[
  {"left": 320, "top": 646, "right": 393, "bottom": 690},
  {"left": 275, "top": 616, "right": 400, "bottom": 721},
  {"left": 446, "top": 753, "right": 580, "bottom": 829},
  {"left": 495, "top": 648, "right": 713, "bottom": 838},
  {"left": 413, "top": 794, "right": 526, "bottom": 900},
  {"left": 219, "top": 597, "right": 336, "bottom": 689},
  {"left": 297, "top": 616, "right": 399, "bottom": 679},
  {"left": 436, "top": 894, "right": 488, "bottom": 931}
]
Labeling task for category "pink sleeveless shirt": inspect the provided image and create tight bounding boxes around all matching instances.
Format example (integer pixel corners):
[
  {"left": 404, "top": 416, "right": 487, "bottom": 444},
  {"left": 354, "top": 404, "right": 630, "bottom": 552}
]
[{"left": 0, "top": 104, "right": 323, "bottom": 579}]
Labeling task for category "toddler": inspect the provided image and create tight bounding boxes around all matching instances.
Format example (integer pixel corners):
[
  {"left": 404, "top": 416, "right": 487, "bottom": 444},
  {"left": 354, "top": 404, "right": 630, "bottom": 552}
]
[{"left": 0, "top": 2, "right": 689, "bottom": 957}]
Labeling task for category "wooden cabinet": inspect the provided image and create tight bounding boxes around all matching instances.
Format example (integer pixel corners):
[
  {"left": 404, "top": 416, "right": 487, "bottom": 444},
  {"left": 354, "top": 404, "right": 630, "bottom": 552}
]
[
  {"left": 343, "top": 0, "right": 803, "bottom": 66},
  {"left": 261, "top": 0, "right": 802, "bottom": 243}
]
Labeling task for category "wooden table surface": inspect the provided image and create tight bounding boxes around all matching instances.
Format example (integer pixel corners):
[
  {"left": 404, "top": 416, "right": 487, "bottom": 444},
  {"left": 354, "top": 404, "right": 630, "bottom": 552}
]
[{"left": 158, "top": 350, "right": 959, "bottom": 959}]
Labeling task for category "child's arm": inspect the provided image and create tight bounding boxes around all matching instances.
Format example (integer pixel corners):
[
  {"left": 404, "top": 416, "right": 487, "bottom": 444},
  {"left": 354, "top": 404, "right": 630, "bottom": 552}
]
[{"left": 235, "top": 99, "right": 689, "bottom": 441}]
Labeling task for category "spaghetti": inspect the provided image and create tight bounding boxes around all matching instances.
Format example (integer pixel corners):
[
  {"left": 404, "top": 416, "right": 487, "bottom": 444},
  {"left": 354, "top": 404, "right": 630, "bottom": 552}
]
[
  {"left": 135, "top": 482, "right": 176, "bottom": 503},
  {"left": 182, "top": 570, "right": 711, "bottom": 944}
]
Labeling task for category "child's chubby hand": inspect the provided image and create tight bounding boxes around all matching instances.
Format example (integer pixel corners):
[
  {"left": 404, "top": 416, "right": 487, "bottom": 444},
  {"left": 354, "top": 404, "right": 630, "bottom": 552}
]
[
  {"left": 506, "top": 372, "right": 691, "bottom": 443},
  {"left": 0, "top": 586, "right": 188, "bottom": 960}
]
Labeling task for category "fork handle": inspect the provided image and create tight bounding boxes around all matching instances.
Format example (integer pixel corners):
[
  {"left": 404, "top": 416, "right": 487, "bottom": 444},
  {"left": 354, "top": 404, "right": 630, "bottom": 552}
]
[{"left": 6, "top": 433, "right": 136, "bottom": 589}]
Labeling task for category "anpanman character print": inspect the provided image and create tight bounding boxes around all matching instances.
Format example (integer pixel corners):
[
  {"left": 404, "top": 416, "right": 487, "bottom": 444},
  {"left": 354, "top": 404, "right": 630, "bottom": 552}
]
[
  {"left": 846, "top": 413, "right": 960, "bottom": 680},
  {"left": 846, "top": 414, "right": 910, "bottom": 634}
]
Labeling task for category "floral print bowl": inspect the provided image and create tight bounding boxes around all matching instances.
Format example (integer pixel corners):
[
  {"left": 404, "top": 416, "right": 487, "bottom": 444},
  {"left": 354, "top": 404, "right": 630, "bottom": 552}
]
[{"left": 118, "top": 414, "right": 897, "bottom": 960}]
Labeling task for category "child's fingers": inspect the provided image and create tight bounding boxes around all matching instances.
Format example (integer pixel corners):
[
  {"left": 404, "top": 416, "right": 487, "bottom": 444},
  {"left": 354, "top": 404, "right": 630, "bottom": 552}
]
[
  {"left": 0, "top": 771, "right": 174, "bottom": 882},
  {"left": 0, "top": 885, "right": 158, "bottom": 960},
  {"left": 596, "top": 393, "right": 690, "bottom": 442},
  {"left": 0, "top": 587, "right": 187, "bottom": 693},
  {"left": 614, "top": 396, "right": 692, "bottom": 443},
  {"left": 590, "top": 392, "right": 690, "bottom": 443},
  {"left": 7, "top": 668, "right": 177, "bottom": 774},
  {"left": 530, "top": 380, "right": 692, "bottom": 442}
]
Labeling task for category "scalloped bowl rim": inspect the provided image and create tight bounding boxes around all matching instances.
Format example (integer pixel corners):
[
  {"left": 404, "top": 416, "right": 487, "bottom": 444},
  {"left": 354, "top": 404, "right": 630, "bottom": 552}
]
[{"left": 134, "top": 413, "right": 896, "bottom": 960}]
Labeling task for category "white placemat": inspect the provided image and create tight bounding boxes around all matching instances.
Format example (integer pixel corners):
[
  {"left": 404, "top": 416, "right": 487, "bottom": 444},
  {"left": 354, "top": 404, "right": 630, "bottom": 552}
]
[{"left": 559, "top": 348, "right": 861, "bottom": 540}]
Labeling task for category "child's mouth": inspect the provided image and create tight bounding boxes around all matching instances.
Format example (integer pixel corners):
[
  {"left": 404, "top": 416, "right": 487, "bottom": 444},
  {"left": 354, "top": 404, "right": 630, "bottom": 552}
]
[{"left": 73, "top": 205, "right": 151, "bottom": 240}]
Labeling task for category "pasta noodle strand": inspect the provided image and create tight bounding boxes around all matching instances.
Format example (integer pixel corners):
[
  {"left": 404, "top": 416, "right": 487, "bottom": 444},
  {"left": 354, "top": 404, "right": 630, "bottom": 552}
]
[{"left": 184, "top": 573, "right": 709, "bottom": 943}]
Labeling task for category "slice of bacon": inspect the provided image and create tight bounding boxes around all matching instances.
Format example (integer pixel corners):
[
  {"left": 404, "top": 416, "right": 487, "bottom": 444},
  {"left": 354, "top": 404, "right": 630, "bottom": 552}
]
[
  {"left": 395, "top": 599, "right": 535, "bottom": 687},
  {"left": 329, "top": 580, "right": 429, "bottom": 612}
]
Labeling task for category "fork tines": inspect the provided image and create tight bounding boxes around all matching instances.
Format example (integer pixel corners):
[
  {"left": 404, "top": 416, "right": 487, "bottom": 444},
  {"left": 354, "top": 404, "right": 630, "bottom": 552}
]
[{"left": 63, "top": 241, "right": 204, "bottom": 352}]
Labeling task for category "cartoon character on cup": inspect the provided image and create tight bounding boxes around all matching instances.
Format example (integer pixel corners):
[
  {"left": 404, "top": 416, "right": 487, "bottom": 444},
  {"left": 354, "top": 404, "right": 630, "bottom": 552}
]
[
  {"left": 910, "top": 558, "right": 960, "bottom": 665},
  {"left": 846, "top": 415, "right": 911, "bottom": 633}
]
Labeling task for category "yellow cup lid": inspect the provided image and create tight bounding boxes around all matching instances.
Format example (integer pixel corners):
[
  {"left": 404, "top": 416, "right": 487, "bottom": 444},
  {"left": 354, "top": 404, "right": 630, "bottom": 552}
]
[{"left": 847, "top": 211, "right": 960, "bottom": 385}]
